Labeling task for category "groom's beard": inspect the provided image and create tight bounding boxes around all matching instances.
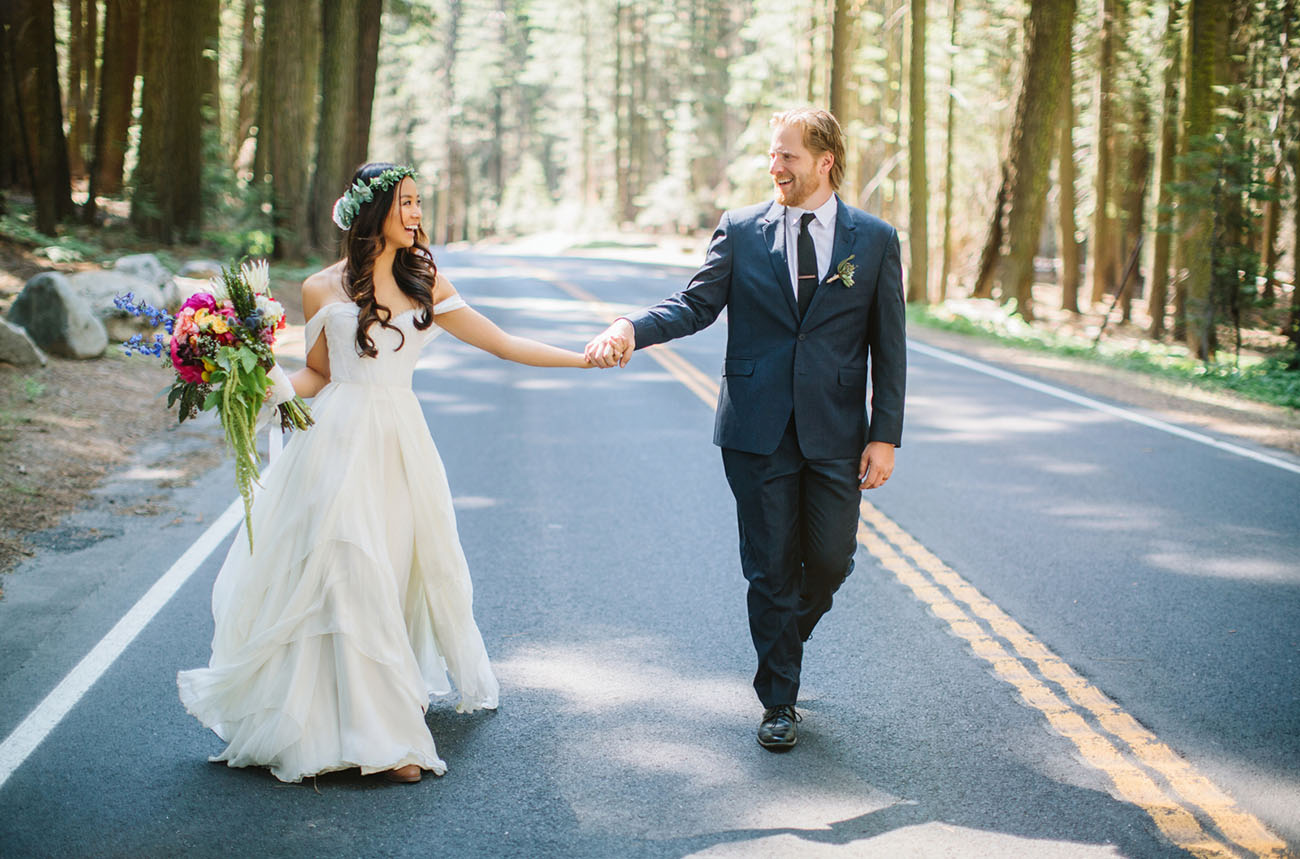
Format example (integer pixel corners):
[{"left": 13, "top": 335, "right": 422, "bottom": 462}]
[{"left": 773, "top": 170, "right": 816, "bottom": 208}]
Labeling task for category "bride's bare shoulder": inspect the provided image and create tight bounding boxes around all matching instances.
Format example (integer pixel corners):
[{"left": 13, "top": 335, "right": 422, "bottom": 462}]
[{"left": 302, "top": 260, "right": 349, "bottom": 313}]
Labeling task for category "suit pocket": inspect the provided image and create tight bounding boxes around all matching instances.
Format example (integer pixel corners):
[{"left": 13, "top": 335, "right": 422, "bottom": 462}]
[
  {"left": 838, "top": 367, "right": 867, "bottom": 387},
  {"left": 724, "top": 358, "right": 755, "bottom": 376}
]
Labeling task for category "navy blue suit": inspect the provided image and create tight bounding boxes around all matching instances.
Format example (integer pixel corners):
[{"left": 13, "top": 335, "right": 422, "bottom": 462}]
[{"left": 627, "top": 196, "right": 906, "bottom": 707}]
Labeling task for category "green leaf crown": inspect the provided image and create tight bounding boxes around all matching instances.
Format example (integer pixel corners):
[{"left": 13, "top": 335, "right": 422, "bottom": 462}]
[{"left": 331, "top": 165, "right": 418, "bottom": 230}]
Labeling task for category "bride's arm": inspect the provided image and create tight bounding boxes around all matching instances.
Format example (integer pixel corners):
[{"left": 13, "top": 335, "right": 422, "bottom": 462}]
[
  {"left": 287, "top": 271, "right": 337, "bottom": 398},
  {"left": 432, "top": 275, "right": 592, "bottom": 369}
]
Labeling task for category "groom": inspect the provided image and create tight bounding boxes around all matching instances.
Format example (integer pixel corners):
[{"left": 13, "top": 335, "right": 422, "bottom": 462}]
[{"left": 586, "top": 107, "right": 906, "bottom": 750}]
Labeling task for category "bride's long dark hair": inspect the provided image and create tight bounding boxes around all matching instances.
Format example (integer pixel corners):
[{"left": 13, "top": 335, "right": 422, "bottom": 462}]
[{"left": 341, "top": 162, "right": 435, "bottom": 358}]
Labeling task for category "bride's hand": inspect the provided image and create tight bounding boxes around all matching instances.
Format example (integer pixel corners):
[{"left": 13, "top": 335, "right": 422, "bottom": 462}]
[{"left": 265, "top": 363, "right": 297, "bottom": 406}]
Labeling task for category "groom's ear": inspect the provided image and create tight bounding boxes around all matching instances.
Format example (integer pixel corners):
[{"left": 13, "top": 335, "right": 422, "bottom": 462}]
[{"left": 818, "top": 150, "right": 834, "bottom": 178}]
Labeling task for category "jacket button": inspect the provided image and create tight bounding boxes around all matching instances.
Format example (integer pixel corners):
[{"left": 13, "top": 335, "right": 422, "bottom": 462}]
[{"left": 798, "top": 333, "right": 806, "bottom": 341}]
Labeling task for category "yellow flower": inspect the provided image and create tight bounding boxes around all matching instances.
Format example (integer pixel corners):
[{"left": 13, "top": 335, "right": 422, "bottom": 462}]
[
  {"left": 201, "top": 370, "right": 211, "bottom": 383},
  {"left": 193, "top": 308, "right": 211, "bottom": 325},
  {"left": 202, "top": 359, "right": 215, "bottom": 372},
  {"left": 209, "top": 316, "right": 229, "bottom": 334}
]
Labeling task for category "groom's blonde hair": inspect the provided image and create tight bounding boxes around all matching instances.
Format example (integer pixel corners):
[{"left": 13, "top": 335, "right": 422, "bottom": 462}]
[{"left": 771, "top": 108, "right": 845, "bottom": 191}]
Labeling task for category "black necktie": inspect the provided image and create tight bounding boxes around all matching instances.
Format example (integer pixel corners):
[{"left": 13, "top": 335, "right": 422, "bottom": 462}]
[{"left": 797, "top": 212, "right": 818, "bottom": 319}]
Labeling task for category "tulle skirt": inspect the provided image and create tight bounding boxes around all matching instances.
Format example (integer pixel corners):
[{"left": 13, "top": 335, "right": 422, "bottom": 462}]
[{"left": 177, "top": 380, "right": 499, "bottom": 783}]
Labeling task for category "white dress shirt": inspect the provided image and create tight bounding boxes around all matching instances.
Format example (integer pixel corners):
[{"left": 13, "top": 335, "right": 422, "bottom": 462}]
[{"left": 784, "top": 194, "right": 838, "bottom": 303}]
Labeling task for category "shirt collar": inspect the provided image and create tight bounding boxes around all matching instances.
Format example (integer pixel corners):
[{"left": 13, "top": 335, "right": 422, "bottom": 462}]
[{"left": 786, "top": 193, "right": 838, "bottom": 227}]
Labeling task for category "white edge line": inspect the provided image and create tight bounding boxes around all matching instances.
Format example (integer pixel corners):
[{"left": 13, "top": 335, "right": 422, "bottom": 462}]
[
  {"left": 0, "top": 498, "right": 244, "bottom": 790},
  {"left": 908, "top": 339, "right": 1300, "bottom": 477}
]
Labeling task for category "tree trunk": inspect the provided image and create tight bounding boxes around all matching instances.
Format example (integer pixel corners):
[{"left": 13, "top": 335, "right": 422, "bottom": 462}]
[
  {"left": 1176, "top": 0, "right": 1220, "bottom": 359},
  {"left": 830, "top": 0, "right": 854, "bottom": 123},
  {"left": 1259, "top": 0, "right": 1290, "bottom": 304},
  {"left": 11, "top": 0, "right": 73, "bottom": 233},
  {"left": 199, "top": 0, "right": 222, "bottom": 154},
  {"left": 907, "top": 0, "right": 928, "bottom": 303},
  {"left": 1058, "top": 61, "right": 1082, "bottom": 314},
  {"left": 994, "top": 0, "right": 1077, "bottom": 321},
  {"left": 939, "top": 0, "right": 958, "bottom": 302},
  {"left": 1089, "top": 0, "right": 1120, "bottom": 307},
  {"left": 972, "top": 163, "right": 1009, "bottom": 299},
  {"left": 1148, "top": 0, "right": 1182, "bottom": 340},
  {"left": 65, "top": 0, "right": 92, "bottom": 177},
  {"left": 256, "top": 0, "right": 321, "bottom": 259},
  {"left": 310, "top": 0, "right": 362, "bottom": 253},
  {"left": 1290, "top": 128, "right": 1300, "bottom": 355},
  {"left": 88, "top": 0, "right": 140, "bottom": 202},
  {"left": 131, "top": 0, "right": 207, "bottom": 243},
  {"left": 347, "top": 0, "right": 383, "bottom": 170},
  {"left": 233, "top": 0, "right": 259, "bottom": 170},
  {"left": 0, "top": 2, "right": 34, "bottom": 191},
  {"left": 1118, "top": 82, "right": 1151, "bottom": 324}
]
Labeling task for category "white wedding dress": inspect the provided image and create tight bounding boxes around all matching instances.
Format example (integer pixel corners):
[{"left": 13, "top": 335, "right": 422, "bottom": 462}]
[{"left": 177, "top": 296, "right": 499, "bottom": 783}]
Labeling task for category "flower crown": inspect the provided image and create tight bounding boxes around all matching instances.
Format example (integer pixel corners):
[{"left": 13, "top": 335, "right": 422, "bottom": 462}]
[{"left": 331, "top": 165, "right": 418, "bottom": 230}]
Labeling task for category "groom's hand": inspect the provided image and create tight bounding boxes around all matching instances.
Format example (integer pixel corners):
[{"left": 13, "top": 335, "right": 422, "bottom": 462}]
[
  {"left": 858, "top": 441, "right": 895, "bottom": 490},
  {"left": 585, "top": 318, "right": 635, "bottom": 368}
]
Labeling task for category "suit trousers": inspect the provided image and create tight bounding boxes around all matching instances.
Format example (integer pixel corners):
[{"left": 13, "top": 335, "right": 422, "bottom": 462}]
[{"left": 721, "top": 417, "right": 862, "bottom": 708}]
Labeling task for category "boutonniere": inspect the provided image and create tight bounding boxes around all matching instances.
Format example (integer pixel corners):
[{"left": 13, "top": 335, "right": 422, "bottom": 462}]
[{"left": 826, "top": 255, "right": 856, "bottom": 288}]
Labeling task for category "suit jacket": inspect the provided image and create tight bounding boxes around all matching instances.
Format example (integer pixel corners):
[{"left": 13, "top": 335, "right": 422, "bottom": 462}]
[{"left": 626, "top": 195, "right": 906, "bottom": 459}]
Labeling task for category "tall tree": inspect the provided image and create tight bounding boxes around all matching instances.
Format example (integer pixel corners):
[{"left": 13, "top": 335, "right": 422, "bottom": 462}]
[
  {"left": 1058, "top": 58, "right": 1083, "bottom": 313},
  {"left": 1175, "top": 0, "right": 1222, "bottom": 358},
  {"left": 907, "top": 0, "right": 928, "bottom": 303},
  {"left": 65, "top": 0, "right": 98, "bottom": 177},
  {"left": 233, "top": 0, "right": 260, "bottom": 170},
  {"left": 830, "top": 0, "right": 855, "bottom": 124},
  {"left": 131, "top": 0, "right": 208, "bottom": 242},
  {"left": 9, "top": 0, "right": 73, "bottom": 233},
  {"left": 1148, "top": 0, "right": 1183, "bottom": 339},
  {"left": 348, "top": 0, "right": 384, "bottom": 170},
  {"left": 87, "top": 0, "right": 140, "bottom": 202},
  {"left": 979, "top": 0, "right": 1078, "bottom": 320},
  {"left": 1089, "top": 0, "right": 1121, "bottom": 307},
  {"left": 1290, "top": 129, "right": 1300, "bottom": 356},
  {"left": 938, "top": 0, "right": 958, "bottom": 302},
  {"left": 1118, "top": 78, "right": 1152, "bottom": 323},
  {"left": 256, "top": 0, "right": 321, "bottom": 258},
  {"left": 310, "top": 0, "right": 364, "bottom": 252}
]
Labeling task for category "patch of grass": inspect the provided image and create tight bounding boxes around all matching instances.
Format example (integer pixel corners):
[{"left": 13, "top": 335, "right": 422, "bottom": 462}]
[
  {"left": 908, "top": 302, "right": 1300, "bottom": 410},
  {"left": 22, "top": 377, "right": 45, "bottom": 402}
]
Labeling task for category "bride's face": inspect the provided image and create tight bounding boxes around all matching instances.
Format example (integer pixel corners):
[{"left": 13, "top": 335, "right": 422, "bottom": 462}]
[{"left": 383, "top": 177, "right": 422, "bottom": 248}]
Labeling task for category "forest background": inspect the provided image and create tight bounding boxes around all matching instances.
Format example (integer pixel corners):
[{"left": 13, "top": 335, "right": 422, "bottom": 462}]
[{"left": 2, "top": 0, "right": 1299, "bottom": 405}]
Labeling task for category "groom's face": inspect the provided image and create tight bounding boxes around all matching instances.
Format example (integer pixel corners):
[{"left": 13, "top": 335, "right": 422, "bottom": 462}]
[{"left": 768, "top": 124, "right": 831, "bottom": 208}]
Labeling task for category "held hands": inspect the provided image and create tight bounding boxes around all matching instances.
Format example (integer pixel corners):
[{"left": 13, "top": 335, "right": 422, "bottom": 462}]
[
  {"left": 858, "top": 441, "right": 895, "bottom": 491},
  {"left": 584, "top": 318, "right": 636, "bottom": 368}
]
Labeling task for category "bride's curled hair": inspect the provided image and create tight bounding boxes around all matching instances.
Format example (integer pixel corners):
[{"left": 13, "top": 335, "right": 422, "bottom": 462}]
[{"left": 340, "top": 162, "right": 435, "bottom": 358}]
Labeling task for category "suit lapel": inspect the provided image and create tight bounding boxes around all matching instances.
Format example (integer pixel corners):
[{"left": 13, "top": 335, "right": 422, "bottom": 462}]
[
  {"left": 805, "top": 195, "right": 857, "bottom": 319},
  {"left": 762, "top": 203, "right": 800, "bottom": 322}
]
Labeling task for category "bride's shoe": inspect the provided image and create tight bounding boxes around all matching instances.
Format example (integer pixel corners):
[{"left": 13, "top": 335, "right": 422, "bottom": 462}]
[{"left": 383, "top": 764, "right": 422, "bottom": 783}]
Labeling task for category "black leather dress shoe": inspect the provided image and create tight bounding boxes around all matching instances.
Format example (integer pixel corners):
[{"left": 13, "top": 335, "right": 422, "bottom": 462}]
[{"left": 757, "top": 705, "right": 800, "bottom": 750}]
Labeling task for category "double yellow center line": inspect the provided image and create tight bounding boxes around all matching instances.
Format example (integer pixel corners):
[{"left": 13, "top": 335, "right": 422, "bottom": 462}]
[{"left": 530, "top": 265, "right": 1288, "bottom": 858}]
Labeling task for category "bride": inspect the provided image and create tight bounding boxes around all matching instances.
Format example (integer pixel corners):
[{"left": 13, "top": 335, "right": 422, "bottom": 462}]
[{"left": 177, "top": 162, "right": 591, "bottom": 784}]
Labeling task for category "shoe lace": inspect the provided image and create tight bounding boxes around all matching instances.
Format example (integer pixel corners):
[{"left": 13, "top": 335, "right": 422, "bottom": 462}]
[{"left": 763, "top": 705, "right": 801, "bottom": 722}]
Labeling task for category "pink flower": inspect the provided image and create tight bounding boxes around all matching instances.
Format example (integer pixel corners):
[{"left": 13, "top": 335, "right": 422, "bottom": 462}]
[
  {"left": 170, "top": 336, "right": 204, "bottom": 383},
  {"left": 181, "top": 293, "right": 217, "bottom": 314}
]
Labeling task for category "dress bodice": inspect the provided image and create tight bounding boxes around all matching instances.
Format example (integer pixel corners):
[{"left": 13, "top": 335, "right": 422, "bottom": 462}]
[{"left": 305, "top": 297, "right": 465, "bottom": 390}]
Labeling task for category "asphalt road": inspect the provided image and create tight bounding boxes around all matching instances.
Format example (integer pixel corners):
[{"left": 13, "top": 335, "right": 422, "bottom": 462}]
[{"left": 0, "top": 250, "right": 1296, "bottom": 858}]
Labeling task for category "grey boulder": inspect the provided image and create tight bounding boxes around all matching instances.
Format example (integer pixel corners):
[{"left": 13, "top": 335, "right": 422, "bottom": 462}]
[
  {"left": 178, "top": 259, "right": 226, "bottom": 280},
  {"left": 0, "top": 318, "right": 48, "bottom": 367},
  {"left": 68, "top": 270, "right": 167, "bottom": 342},
  {"left": 7, "top": 272, "right": 108, "bottom": 359}
]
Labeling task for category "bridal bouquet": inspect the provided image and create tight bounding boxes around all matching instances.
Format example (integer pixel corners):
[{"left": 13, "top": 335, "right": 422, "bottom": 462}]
[{"left": 116, "top": 260, "right": 312, "bottom": 548}]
